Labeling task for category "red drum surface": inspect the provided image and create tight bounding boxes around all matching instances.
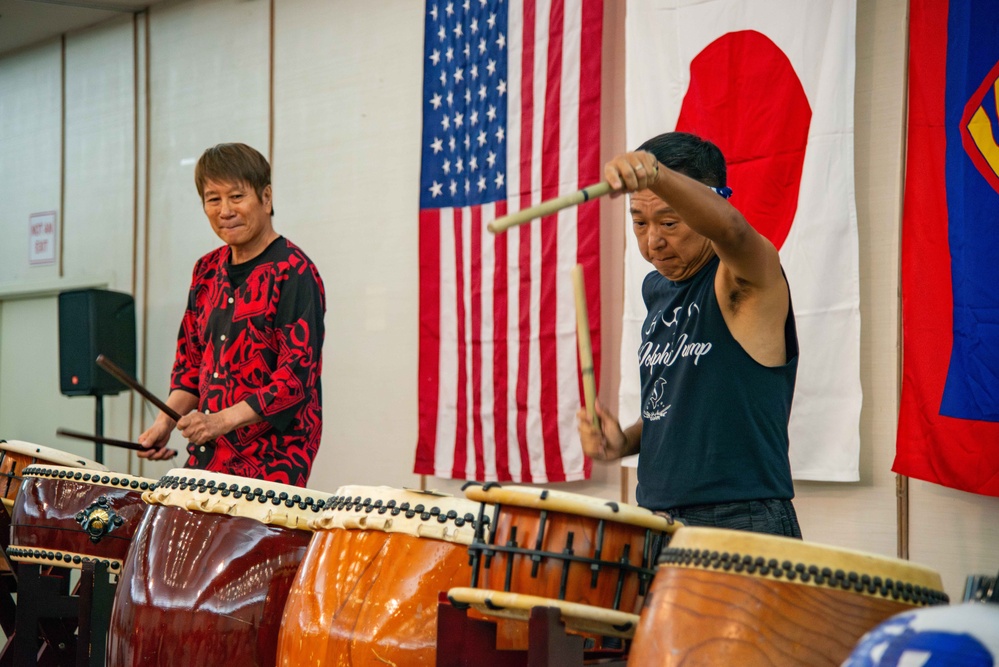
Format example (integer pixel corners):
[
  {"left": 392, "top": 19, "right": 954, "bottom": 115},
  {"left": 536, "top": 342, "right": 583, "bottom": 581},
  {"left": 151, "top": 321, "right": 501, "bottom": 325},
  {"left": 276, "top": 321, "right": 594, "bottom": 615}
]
[
  {"left": 278, "top": 487, "right": 482, "bottom": 666},
  {"left": 106, "top": 469, "right": 330, "bottom": 667},
  {"left": 627, "top": 527, "right": 949, "bottom": 666},
  {"left": 8, "top": 465, "right": 155, "bottom": 573}
]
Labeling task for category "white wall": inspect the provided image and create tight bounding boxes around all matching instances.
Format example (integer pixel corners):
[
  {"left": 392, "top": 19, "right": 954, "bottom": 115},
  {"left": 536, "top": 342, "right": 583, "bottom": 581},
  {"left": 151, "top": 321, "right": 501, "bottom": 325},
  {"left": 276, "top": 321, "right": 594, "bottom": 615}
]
[
  {"left": 0, "top": 0, "right": 996, "bottom": 603},
  {"left": 271, "top": 0, "right": 427, "bottom": 489}
]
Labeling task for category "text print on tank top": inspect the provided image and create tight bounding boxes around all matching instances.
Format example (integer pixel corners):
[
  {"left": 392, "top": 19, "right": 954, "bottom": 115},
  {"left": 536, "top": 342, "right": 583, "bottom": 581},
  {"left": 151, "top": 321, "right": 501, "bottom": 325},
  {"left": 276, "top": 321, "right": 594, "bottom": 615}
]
[{"left": 639, "top": 302, "right": 713, "bottom": 421}]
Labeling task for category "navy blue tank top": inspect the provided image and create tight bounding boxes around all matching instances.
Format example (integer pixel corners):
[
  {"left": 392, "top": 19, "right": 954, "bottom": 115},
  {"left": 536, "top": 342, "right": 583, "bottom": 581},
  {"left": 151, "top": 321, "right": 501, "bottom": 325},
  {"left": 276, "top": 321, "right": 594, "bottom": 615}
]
[{"left": 636, "top": 256, "right": 798, "bottom": 509}]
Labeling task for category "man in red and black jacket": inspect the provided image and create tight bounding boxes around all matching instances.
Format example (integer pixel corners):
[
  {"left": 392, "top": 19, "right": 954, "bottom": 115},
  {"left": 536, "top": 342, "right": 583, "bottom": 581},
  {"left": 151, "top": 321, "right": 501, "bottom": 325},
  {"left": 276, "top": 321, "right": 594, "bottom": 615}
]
[{"left": 138, "top": 143, "right": 325, "bottom": 488}]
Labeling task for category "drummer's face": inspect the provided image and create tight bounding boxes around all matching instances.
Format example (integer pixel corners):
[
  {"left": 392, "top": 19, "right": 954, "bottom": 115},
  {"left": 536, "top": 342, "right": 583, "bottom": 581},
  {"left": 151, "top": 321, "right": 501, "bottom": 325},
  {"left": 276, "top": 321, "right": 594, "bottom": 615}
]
[
  {"left": 202, "top": 179, "right": 274, "bottom": 263},
  {"left": 630, "top": 190, "right": 713, "bottom": 281}
]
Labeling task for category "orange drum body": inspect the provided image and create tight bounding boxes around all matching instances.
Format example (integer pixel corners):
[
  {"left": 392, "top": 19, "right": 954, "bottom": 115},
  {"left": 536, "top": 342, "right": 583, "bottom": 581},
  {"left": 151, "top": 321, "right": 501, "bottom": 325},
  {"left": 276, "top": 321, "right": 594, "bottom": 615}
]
[
  {"left": 454, "top": 484, "right": 676, "bottom": 644},
  {"left": 628, "top": 527, "right": 950, "bottom": 666},
  {"left": 8, "top": 465, "right": 156, "bottom": 574},
  {"left": 106, "top": 470, "right": 331, "bottom": 667},
  {"left": 277, "top": 487, "right": 483, "bottom": 666}
]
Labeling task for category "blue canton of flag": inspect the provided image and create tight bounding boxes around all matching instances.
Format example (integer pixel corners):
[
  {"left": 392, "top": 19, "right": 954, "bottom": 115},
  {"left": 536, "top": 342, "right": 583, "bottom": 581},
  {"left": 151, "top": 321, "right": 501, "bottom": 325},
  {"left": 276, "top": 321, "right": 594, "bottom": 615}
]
[{"left": 420, "top": 1, "right": 509, "bottom": 209}]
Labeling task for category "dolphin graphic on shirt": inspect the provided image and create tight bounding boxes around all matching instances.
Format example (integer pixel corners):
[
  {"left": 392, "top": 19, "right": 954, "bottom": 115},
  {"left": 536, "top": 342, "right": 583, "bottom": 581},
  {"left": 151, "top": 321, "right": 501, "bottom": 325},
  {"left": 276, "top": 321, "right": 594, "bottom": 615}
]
[{"left": 643, "top": 377, "right": 671, "bottom": 421}]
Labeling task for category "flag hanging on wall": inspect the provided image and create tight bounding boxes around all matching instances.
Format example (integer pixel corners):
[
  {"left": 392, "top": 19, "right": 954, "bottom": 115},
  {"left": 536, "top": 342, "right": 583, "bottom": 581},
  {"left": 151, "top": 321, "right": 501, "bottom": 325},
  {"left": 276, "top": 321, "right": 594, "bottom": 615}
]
[
  {"left": 894, "top": 0, "right": 999, "bottom": 497},
  {"left": 415, "top": 0, "right": 603, "bottom": 483},
  {"left": 620, "top": 0, "right": 862, "bottom": 481}
]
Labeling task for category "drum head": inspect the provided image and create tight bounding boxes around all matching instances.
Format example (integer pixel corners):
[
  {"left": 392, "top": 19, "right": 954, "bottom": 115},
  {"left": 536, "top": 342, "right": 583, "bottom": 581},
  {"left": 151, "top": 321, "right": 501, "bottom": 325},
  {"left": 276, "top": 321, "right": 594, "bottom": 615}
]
[
  {"left": 1, "top": 439, "right": 107, "bottom": 470},
  {"left": 317, "top": 485, "right": 483, "bottom": 543},
  {"left": 463, "top": 483, "right": 676, "bottom": 532},
  {"left": 662, "top": 527, "right": 947, "bottom": 605},
  {"left": 148, "top": 468, "right": 333, "bottom": 530}
]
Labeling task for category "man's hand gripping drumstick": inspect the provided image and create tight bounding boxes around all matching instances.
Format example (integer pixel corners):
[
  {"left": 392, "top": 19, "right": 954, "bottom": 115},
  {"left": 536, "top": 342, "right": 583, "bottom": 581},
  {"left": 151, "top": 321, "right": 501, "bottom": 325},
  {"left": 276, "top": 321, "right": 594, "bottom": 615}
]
[{"left": 486, "top": 153, "right": 660, "bottom": 234}]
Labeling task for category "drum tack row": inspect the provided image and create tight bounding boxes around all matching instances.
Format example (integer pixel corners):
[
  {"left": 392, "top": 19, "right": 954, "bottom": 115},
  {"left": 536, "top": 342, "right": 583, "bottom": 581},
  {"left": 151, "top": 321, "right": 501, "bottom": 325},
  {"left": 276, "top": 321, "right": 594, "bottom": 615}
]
[{"left": 1, "top": 440, "right": 951, "bottom": 666}]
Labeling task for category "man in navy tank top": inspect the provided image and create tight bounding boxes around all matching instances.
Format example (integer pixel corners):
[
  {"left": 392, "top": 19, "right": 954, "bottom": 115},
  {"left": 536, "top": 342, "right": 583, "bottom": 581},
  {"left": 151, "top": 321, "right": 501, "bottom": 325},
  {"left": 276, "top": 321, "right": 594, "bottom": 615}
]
[{"left": 577, "top": 132, "right": 802, "bottom": 537}]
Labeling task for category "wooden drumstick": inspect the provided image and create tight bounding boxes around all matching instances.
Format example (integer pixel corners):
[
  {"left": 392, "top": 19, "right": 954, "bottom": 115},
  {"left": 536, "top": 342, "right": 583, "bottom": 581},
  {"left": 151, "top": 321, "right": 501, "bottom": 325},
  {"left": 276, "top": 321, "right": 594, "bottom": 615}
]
[
  {"left": 96, "top": 354, "right": 182, "bottom": 422},
  {"left": 487, "top": 181, "right": 611, "bottom": 234},
  {"left": 571, "top": 264, "right": 600, "bottom": 432},
  {"left": 56, "top": 427, "right": 149, "bottom": 453},
  {"left": 96, "top": 354, "right": 183, "bottom": 459}
]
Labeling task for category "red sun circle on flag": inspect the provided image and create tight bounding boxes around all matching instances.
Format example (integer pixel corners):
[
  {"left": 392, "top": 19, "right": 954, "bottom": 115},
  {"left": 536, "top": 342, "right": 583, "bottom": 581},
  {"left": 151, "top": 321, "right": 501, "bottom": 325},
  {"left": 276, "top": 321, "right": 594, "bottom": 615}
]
[{"left": 675, "top": 30, "right": 811, "bottom": 251}]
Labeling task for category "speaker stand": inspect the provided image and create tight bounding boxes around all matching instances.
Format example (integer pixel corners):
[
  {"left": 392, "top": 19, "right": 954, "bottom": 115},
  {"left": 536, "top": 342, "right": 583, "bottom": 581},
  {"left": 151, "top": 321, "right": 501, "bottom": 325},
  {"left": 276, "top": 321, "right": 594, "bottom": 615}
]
[{"left": 93, "top": 396, "right": 104, "bottom": 465}]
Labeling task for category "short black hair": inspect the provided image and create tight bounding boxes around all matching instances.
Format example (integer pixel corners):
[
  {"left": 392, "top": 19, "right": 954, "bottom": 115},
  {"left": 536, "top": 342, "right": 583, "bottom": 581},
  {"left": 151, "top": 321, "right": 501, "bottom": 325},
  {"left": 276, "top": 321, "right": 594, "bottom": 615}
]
[
  {"left": 637, "top": 132, "right": 726, "bottom": 187},
  {"left": 195, "top": 143, "right": 271, "bottom": 205}
]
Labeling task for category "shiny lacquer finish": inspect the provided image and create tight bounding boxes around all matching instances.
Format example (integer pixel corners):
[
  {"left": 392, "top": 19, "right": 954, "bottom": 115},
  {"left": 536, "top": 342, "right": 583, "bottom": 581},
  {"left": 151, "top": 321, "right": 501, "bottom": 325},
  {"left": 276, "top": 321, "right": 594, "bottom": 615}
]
[
  {"left": 107, "top": 504, "right": 312, "bottom": 666},
  {"left": 277, "top": 486, "right": 483, "bottom": 666},
  {"left": 8, "top": 465, "right": 154, "bottom": 572},
  {"left": 278, "top": 528, "right": 472, "bottom": 666},
  {"left": 627, "top": 527, "right": 949, "bottom": 667}
]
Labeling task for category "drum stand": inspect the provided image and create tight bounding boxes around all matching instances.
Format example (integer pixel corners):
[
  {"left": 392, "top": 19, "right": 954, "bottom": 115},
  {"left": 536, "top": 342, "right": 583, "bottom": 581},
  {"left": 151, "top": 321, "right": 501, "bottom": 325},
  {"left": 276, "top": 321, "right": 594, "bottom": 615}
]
[
  {"left": 0, "top": 560, "right": 114, "bottom": 667},
  {"left": 0, "top": 504, "right": 18, "bottom": 654},
  {"left": 436, "top": 595, "right": 629, "bottom": 667}
]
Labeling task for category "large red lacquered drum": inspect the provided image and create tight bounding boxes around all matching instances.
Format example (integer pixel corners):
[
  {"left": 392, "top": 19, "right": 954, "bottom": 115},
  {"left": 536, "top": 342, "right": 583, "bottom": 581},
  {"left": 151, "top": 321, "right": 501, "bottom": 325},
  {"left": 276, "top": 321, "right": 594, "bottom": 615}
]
[
  {"left": 459, "top": 484, "right": 677, "bottom": 645},
  {"left": 7, "top": 465, "right": 156, "bottom": 574},
  {"left": 628, "top": 527, "right": 950, "bottom": 666},
  {"left": 106, "top": 469, "right": 332, "bottom": 667},
  {"left": 277, "top": 486, "right": 484, "bottom": 666}
]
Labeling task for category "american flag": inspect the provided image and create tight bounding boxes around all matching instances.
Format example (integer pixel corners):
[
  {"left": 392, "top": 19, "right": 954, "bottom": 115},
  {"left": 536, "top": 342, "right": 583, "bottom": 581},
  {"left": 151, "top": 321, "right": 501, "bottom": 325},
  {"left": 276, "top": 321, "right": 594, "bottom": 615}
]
[{"left": 415, "top": 0, "right": 603, "bottom": 483}]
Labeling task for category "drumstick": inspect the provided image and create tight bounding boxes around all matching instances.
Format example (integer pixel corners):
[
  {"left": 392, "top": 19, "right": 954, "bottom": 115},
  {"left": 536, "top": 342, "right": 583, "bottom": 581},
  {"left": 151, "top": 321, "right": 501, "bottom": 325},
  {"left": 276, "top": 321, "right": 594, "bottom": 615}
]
[
  {"left": 571, "top": 264, "right": 600, "bottom": 432},
  {"left": 56, "top": 428, "right": 149, "bottom": 452},
  {"left": 96, "top": 354, "right": 182, "bottom": 422},
  {"left": 487, "top": 181, "right": 612, "bottom": 234}
]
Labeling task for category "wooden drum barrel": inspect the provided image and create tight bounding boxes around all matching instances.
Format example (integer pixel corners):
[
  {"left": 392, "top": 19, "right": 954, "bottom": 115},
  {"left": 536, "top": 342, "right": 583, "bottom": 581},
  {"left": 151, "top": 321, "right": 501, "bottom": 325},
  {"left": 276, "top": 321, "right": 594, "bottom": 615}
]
[
  {"left": 277, "top": 486, "right": 484, "bottom": 666},
  {"left": 628, "top": 527, "right": 950, "bottom": 666},
  {"left": 452, "top": 483, "right": 677, "bottom": 645},
  {"left": 106, "top": 469, "right": 332, "bottom": 667},
  {"left": 7, "top": 464, "right": 156, "bottom": 575}
]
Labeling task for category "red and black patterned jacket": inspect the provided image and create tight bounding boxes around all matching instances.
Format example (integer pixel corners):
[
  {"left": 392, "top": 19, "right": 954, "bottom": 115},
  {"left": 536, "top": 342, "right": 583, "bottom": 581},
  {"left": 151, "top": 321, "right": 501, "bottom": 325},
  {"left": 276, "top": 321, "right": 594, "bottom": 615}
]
[{"left": 172, "top": 236, "right": 325, "bottom": 487}]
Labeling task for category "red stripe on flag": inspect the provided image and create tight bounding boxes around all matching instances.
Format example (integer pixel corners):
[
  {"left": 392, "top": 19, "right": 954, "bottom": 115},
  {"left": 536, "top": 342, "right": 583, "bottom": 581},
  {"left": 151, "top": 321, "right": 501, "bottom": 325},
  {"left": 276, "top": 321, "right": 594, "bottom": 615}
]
[
  {"left": 470, "top": 206, "right": 485, "bottom": 481},
  {"left": 415, "top": 209, "right": 441, "bottom": 474},
  {"left": 539, "top": 0, "right": 566, "bottom": 481},
  {"left": 576, "top": 0, "right": 602, "bottom": 480},
  {"left": 516, "top": 0, "right": 537, "bottom": 481},
  {"left": 452, "top": 208, "right": 468, "bottom": 479},
  {"left": 492, "top": 199, "right": 510, "bottom": 480}
]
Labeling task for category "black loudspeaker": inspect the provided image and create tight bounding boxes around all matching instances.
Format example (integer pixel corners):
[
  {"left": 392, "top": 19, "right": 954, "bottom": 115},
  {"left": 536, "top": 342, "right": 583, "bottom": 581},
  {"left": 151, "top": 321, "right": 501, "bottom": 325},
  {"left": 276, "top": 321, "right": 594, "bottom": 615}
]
[{"left": 58, "top": 289, "right": 136, "bottom": 397}]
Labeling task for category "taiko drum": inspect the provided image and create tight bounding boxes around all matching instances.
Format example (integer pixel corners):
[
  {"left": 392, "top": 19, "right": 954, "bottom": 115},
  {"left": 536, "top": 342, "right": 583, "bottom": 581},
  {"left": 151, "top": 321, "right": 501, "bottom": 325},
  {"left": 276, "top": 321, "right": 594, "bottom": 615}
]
[
  {"left": 277, "top": 486, "right": 484, "bottom": 666},
  {"left": 458, "top": 483, "right": 677, "bottom": 646},
  {"left": 627, "top": 527, "right": 949, "bottom": 666},
  {"left": 106, "top": 469, "right": 332, "bottom": 667},
  {"left": 7, "top": 464, "right": 156, "bottom": 575}
]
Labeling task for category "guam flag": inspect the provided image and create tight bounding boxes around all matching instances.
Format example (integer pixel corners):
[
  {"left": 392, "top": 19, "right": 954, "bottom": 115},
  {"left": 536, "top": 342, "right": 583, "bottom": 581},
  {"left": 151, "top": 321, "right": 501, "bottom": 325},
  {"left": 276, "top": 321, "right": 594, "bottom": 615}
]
[{"left": 895, "top": 0, "right": 999, "bottom": 496}]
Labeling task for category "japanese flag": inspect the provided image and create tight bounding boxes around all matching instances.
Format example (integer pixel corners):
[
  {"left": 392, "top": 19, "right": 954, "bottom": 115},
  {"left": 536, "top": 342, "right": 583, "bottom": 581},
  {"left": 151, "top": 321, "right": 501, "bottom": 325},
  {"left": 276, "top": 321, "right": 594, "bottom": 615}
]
[{"left": 620, "top": 0, "right": 861, "bottom": 481}]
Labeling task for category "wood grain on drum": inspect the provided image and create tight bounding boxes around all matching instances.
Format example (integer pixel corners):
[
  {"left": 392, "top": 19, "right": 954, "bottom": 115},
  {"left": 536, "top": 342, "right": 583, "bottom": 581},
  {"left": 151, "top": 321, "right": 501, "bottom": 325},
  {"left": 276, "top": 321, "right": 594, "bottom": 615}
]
[
  {"left": 626, "top": 527, "right": 948, "bottom": 667},
  {"left": 628, "top": 567, "right": 921, "bottom": 666}
]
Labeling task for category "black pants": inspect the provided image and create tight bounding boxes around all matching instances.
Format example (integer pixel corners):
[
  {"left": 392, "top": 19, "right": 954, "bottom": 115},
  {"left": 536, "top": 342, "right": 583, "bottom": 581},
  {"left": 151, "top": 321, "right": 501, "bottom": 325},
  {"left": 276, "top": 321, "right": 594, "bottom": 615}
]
[{"left": 663, "top": 498, "right": 802, "bottom": 538}]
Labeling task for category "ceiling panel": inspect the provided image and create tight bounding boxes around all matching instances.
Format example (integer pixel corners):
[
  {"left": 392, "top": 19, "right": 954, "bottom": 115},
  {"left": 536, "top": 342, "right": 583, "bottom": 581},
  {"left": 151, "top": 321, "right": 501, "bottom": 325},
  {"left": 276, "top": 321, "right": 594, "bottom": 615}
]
[{"left": 0, "top": 0, "right": 163, "bottom": 57}]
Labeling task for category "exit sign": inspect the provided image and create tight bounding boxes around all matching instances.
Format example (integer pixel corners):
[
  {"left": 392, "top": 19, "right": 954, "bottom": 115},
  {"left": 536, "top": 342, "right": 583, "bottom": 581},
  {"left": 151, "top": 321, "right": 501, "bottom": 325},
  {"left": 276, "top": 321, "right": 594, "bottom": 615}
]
[{"left": 29, "top": 211, "right": 58, "bottom": 265}]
